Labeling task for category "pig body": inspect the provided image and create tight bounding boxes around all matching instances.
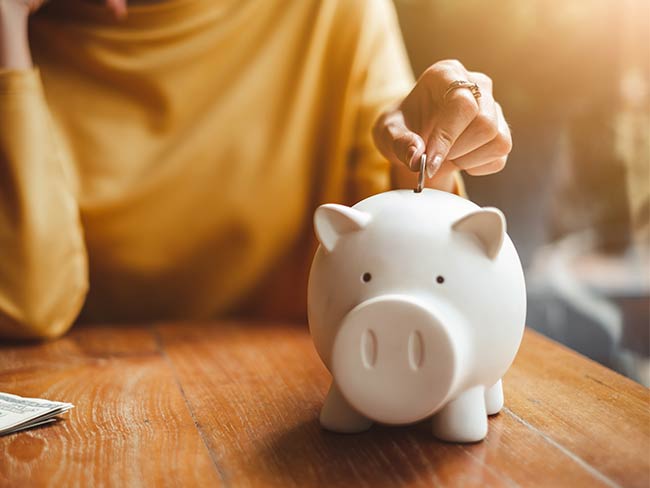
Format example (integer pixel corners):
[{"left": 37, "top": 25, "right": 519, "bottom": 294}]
[{"left": 308, "top": 189, "right": 526, "bottom": 443}]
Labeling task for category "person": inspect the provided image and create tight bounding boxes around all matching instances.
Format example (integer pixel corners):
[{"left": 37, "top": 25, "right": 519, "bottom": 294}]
[{"left": 0, "top": 0, "right": 512, "bottom": 339}]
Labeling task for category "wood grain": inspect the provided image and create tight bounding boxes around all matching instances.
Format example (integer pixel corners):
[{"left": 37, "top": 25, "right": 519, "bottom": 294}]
[
  {"left": 155, "top": 322, "right": 650, "bottom": 488},
  {"left": 1, "top": 322, "right": 648, "bottom": 487},
  {"left": 505, "top": 332, "right": 650, "bottom": 487},
  {"left": 0, "top": 325, "right": 222, "bottom": 487}
]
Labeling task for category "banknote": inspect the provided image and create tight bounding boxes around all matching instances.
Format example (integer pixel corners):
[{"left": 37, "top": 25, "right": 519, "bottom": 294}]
[{"left": 0, "top": 392, "right": 73, "bottom": 436}]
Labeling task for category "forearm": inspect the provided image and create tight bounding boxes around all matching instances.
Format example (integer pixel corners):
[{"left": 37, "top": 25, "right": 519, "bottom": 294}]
[{"left": 0, "top": 0, "right": 32, "bottom": 70}]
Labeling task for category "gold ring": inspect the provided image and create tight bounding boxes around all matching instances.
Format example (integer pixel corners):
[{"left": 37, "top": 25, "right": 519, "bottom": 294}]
[{"left": 444, "top": 80, "right": 481, "bottom": 102}]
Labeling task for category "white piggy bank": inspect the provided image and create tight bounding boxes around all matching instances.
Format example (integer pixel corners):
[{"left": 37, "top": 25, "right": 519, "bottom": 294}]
[{"left": 307, "top": 189, "right": 526, "bottom": 443}]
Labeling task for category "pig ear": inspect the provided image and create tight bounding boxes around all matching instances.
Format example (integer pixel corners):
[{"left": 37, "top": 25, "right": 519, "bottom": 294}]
[
  {"left": 314, "top": 204, "right": 371, "bottom": 253},
  {"left": 451, "top": 208, "right": 506, "bottom": 260}
]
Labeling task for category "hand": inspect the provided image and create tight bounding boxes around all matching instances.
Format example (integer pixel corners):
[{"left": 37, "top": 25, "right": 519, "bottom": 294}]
[
  {"left": 373, "top": 59, "right": 512, "bottom": 181},
  {"left": 0, "top": 0, "right": 47, "bottom": 18},
  {"left": 0, "top": 0, "right": 128, "bottom": 69},
  {"left": 0, "top": 0, "right": 128, "bottom": 17}
]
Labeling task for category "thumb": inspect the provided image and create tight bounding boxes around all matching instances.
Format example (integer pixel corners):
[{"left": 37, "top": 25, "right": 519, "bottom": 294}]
[{"left": 373, "top": 110, "right": 426, "bottom": 171}]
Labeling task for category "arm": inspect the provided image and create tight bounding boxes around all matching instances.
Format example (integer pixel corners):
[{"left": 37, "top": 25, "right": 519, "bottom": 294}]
[
  {"left": 0, "top": 0, "right": 127, "bottom": 69},
  {"left": 0, "top": 1, "right": 32, "bottom": 69},
  {"left": 0, "top": 2, "right": 88, "bottom": 339}
]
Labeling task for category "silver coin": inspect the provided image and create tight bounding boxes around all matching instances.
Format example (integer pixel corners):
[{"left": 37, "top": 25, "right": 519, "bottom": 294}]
[{"left": 415, "top": 153, "right": 426, "bottom": 193}]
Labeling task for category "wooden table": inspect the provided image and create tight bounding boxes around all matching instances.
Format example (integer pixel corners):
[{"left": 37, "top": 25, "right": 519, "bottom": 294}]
[{"left": 1, "top": 322, "right": 648, "bottom": 487}]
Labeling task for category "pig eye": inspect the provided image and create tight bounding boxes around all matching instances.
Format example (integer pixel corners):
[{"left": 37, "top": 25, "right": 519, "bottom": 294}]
[
  {"left": 436, "top": 275, "right": 445, "bottom": 284},
  {"left": 361, "top": 272, "right": 372, "bottom": 283}
]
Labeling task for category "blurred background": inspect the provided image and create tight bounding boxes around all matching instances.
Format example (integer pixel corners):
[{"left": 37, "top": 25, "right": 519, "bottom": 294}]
[{"left": 393, "top": 0, "right": 649, "bottom": 385}]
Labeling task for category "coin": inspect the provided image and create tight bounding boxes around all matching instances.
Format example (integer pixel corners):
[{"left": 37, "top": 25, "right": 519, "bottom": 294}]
[{"left": 415, "top": 153, "right": 426, "bottom": 193}]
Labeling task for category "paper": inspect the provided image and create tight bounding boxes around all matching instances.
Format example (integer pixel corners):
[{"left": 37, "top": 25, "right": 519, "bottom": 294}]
[{"left": 0, "top": 392, "right": 73, "bottom": 436}]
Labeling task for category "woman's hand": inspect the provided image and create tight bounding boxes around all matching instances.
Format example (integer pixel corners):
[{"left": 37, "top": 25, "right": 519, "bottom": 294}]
[
  {"left": 0, "top": 0, "right": 128, "bottom": 69},
  {"left": 1, "top": 0, "right": 128, "bottom": 17},
  {"left": 373, "top": 59, "right": 512, "bottom": 184}
]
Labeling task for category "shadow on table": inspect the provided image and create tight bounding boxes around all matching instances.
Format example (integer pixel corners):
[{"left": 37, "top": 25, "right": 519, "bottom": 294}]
[{"left": 256, "top": 415, "right": 493, "bottom": 487}]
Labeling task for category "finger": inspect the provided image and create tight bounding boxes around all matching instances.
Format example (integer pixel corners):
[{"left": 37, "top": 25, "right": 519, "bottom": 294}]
[
  {"left": 105, "top": 0, "right": 127, "bottom": 19},
  {"left": 420, "top": 159, "right": 460, "bottom": 191},
  {"left": 446, "top": 73, "right": 498, "bottom": 160},
  {"left": 429, "top": 159, "right": 459, "bottom": 181},
  {"left": 373, "top": 110, "right": 426, "bottom": 171},
  {"left": 423, "top": 63, "right": 480, "bottom": 177},
  {"left": 450, "top": 102, "right": 512, "bottom": 170},
  {"left": 465, "top": 156, "right": 508, "bottom": 176}
]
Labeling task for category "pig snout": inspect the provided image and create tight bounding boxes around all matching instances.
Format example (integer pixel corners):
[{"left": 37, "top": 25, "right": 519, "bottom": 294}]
[{"left": 330, "top": 295, "right": 463, "bottom": 425}]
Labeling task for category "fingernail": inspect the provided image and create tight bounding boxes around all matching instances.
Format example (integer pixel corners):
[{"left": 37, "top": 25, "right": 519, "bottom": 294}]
[
  {"left": 426, "top": 154, "right": 443, "bottom": 178},
  {"left": 406, "top": 146, "right": 418, "bottom": 169}
]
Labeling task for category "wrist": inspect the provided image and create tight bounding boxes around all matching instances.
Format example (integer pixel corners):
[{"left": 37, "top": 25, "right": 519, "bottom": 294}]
[
  {"left": 0, "top": 1, "right": 30, "bottom": 25},
  {"left": 0, "top": 1, "right": 32, "bottom": 70}
]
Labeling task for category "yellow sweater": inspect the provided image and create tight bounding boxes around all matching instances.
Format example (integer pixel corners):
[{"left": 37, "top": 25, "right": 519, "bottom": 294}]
[{"left": 0, "top": 0, "right": 416, "bottom": 339}]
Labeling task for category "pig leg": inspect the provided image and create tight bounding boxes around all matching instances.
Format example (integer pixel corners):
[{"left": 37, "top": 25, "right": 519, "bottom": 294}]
[
  {"left": 320, "top": 382, "right": 372, "bottom": 433},
  {"left": 484, "top": 379, "right": 504, "bottom": 415},
  {"left": 431, "top": 386, "right": 487, "bottom": 443}
]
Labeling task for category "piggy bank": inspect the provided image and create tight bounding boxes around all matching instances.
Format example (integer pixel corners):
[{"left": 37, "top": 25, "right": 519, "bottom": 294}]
[{"left": 307, "top": 189, "right": 526, "bottom": 443}]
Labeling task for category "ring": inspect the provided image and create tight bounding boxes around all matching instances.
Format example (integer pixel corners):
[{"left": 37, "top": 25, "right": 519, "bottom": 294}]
[
  {"left": 415, "top": 153, "right": 426, "bottom": 193},
  {"left": 444, "top": 80, "right": 481, "bottom": 102}
]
